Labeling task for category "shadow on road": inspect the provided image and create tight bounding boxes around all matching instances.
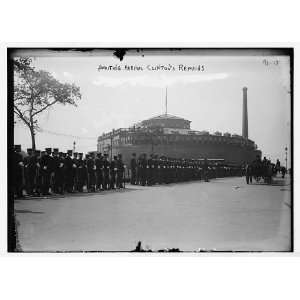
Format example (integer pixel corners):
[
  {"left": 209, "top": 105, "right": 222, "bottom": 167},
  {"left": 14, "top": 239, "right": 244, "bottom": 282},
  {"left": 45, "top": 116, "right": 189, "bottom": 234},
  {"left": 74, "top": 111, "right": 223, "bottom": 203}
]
[
  {"left": 15, "top": 209, "right": 44, "bottom": 214},
  {"left": 15, "top": 187, "right": 142, "bottom": 201}
]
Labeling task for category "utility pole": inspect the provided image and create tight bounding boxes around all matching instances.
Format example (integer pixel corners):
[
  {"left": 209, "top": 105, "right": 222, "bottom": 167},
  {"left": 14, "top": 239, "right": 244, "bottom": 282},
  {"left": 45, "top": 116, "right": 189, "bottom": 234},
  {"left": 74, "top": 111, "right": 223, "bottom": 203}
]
[
  {"left": 110, "top": 133, "right": 113, "bottom": 162},
  {"left": 285, "top": 146, "right": 288, "bottom": 169}
]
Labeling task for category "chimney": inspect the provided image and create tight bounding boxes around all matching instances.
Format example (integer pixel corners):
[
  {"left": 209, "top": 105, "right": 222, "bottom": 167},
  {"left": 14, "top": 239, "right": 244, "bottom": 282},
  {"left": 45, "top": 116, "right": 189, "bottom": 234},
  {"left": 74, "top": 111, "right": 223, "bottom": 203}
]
[{"left": 242, "top": 87, "right": 248, "bottom": 139}]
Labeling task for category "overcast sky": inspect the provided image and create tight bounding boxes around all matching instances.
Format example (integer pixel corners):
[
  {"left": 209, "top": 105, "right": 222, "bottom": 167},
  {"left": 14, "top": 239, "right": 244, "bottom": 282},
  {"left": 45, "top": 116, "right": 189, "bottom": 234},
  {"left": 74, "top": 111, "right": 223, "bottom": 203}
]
[{"left": 14, "top": 50, "right": 291, "bottom": 165}]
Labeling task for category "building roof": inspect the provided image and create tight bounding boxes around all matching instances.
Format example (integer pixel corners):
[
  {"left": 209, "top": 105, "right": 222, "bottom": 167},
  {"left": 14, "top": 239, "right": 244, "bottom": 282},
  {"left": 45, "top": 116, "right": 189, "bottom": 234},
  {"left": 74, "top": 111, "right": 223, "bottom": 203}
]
[{"left": 142, "top": 113, "right": 191, "bottom": 122}]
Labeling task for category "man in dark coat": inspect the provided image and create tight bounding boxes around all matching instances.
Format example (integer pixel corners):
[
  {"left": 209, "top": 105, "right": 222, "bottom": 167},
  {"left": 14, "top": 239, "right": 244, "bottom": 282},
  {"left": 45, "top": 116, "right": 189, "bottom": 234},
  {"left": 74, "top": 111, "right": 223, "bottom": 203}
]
[
  {"left": 102, "top": 154, "right": 110, "bottom": 190},
  {"left": 24, "top": 148, "right": 35, "bottom": 196},
  {"left": 110, "top": 156, "right": 118, "bottom": 189},
  {"left": 77, "top": 153, "right": 86, "bottom": 192},
  {"left": 130, "top": 153, "right": 137, "bottom": 185},
  {"left": 64, "top": 150, "right": 74, "bottom": 193},
  {"left": 86, "top": 153, "right": 96, "bottom": 192},
  {"left": 13, "top": 145, "right": 24, "bottom": 198},
  {"left": 40, "top": 148, "right": 54, "bottom": 195},
  {"left": 72, "top": 152, "right": 79, "bottom": 192},
  {"left": 245, "top": 162, "right": 253, "bottom": 184},
  {"left": 95, "top": 152, "right": 104, "bottom": 191},
  {"left": 116, "top": 154, "right": 125, "bottom": 188},
  {"left": 52, "top": 149, "right": 63, "bottom": 194}
]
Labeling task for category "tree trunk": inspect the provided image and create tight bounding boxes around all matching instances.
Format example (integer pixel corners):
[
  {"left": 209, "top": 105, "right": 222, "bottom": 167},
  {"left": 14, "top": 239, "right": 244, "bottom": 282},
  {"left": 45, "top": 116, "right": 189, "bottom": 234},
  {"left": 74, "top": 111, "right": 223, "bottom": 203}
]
[{"left": 30, "top": 126, "right": 36, "bottom": 151}]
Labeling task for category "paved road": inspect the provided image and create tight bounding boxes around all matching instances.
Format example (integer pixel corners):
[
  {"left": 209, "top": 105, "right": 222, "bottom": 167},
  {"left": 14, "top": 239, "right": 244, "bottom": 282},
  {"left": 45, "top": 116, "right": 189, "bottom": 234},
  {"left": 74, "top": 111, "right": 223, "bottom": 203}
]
[{"left": 14, "top": 175, "right": 291, "bottom": 252}]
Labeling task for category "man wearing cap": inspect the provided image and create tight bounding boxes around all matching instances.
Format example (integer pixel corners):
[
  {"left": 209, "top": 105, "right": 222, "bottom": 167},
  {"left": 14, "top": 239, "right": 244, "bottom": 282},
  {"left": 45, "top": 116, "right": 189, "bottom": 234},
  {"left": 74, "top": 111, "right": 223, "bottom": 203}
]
[
  {"left": 116, "top": 154, "right": 125, "bottom": 189},
  {"left": 52, "top": 149, "right": 61, "bottom": 194},
  {"left": 102, "top": 153, "right": 110, "bottom": 190},
  {"left": 40, "top": 148, "right": 54, "bottom": 195},
  {"left": 24, "top": 148, "right": 38, "bottom": 196},
  {"left": 95, "top": 153, "right": 104, "bottom": 191},
  {"left": 86, "top": 153, "right": 96, "bottom": 192},
  {"left": 13, "top": 145, "right": 24, "bottom": 198},
  {"left": 72, "top": 152, "right": 79, "bottom": 192},
  {"left": 110, "top": 155, "right": 118, "bottom": 189},
  {"left": 64, "top": 150, "right": 74, "bottom": 193},
  {"left": 130, "top": 153, "right": 137, "bottom": 185},
  {"left": 77, "top": 153, "right": 86, "bottom": 192}
]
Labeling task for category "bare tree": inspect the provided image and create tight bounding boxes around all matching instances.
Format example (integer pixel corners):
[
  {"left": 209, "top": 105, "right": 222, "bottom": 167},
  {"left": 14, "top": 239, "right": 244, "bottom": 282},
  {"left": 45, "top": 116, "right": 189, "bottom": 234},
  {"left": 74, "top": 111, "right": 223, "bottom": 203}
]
[{"left": 13, "top": 57, "right": 82, "bottom": 150}]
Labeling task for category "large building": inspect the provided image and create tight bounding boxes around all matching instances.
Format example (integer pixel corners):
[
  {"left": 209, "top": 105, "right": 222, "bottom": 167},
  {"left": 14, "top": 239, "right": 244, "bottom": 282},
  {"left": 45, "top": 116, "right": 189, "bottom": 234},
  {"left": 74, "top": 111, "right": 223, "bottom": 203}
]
[{"left": 97, "top": 87, "right": 261, "bottom": 165}]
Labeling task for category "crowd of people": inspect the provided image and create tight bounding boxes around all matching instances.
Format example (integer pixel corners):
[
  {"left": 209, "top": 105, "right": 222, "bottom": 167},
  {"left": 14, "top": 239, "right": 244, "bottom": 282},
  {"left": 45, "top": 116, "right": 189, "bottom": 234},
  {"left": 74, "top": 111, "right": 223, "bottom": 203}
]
[
  {"left": 244, "top": 155, "right": 287, "bottom": 184},
  {"left": 12, "top": 145, "right": 246, "bottom": 199}
]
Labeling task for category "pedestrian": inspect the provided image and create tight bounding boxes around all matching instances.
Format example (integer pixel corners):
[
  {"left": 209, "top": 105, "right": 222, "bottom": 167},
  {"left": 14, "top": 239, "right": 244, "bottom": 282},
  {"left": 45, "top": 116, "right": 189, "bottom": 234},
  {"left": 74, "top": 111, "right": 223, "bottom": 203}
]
[{"left": 245, "top": 162, "right": 252, "bottom": 184}]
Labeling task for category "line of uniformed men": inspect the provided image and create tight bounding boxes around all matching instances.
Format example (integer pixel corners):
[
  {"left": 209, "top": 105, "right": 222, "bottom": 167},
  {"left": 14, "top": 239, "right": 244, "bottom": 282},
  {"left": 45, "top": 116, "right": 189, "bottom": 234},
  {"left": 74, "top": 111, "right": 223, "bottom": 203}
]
[
  {"left": 130, "top": 153, "right": 242, "bottom": 186},
  {"left": 12, "top": 145, "right": 125, "bottom": 198}
]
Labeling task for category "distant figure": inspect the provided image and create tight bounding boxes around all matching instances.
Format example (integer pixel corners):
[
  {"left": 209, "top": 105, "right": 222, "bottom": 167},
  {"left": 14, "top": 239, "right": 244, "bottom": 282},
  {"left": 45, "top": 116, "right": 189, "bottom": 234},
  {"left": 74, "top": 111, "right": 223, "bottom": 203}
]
[
  {"left": 203, "top": 158, "right": 209, "bottom": 182},
  {"left": 245, "top": 162, "right": 252, "bottom": 184},
  {"left": 275, "top": 159, "right": 281, "bottom": 175},
  {"left": 134, "top": 241, "right": 143, "bottom": 252},
  {"left": 130, "top": 153, "right": 137, "bottom": 185},
  {"left": 281, "top": 166, "right": 286, "bottom": 178}
]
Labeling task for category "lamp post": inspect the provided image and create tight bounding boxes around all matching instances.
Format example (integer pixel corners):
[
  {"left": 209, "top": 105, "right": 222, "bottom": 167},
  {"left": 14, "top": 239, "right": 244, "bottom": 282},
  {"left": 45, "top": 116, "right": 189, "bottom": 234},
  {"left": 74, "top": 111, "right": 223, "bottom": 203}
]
[{"left": 285, "top": 146, "right": 288, "bottom": 170}]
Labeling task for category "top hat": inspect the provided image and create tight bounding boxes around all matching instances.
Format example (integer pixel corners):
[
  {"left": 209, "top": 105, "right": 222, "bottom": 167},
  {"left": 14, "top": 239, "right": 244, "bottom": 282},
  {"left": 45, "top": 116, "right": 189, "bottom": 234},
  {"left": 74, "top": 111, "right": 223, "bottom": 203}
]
[
  {"left": 53, "top": 148, "right": 59, "bottom": 153},
  {"left": 67, "top": 150, "right": 73, "bottom": 155},
  {"left": 45, "top": 148, "right": 52, "bottom": 153},
  {"left": 27, "top": 148, "right": 33, "bottom": 153}
]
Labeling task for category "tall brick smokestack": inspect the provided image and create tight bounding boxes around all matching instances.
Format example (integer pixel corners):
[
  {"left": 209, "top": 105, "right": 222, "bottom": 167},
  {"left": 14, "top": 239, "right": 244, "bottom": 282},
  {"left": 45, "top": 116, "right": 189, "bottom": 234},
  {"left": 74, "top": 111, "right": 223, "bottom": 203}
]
[{"left": 242, "top": 87, "right": 248, "bottom": 139}]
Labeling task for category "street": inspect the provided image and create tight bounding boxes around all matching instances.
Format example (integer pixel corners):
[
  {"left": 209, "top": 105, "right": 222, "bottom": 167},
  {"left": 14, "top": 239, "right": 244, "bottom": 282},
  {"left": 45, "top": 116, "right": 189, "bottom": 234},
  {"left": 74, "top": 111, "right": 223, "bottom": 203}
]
[{"left": 14, "top": 175, "right": 291, "bottom": 252}]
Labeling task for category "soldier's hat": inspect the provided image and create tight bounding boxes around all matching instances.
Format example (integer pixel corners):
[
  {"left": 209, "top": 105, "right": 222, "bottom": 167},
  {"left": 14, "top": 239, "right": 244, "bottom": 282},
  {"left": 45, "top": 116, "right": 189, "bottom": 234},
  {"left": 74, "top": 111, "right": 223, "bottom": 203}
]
[
  {"left": 79, "top": 153, "right": 83, "bottom": 156},
  {"left": 14, "top": 145, "right": 21, "bottom": 152},
  {"left": 85, "top": 154, "right": 90, "bottom": 158},
  {"left": 74, "top": 152, "right": 78, "bottom": 155},
  {"left": 53, "top": 148, "right": 59, "bottom": 153},
  {"left": 67, "top": 150, "right": 73, "bottom": 155},
  {"left": 27, "top": 148, "right": 33, "bottom": 153},
  {"left": 45, "top": 147, "right": 52, "bottom": 153},
  {"left": 96, "top": 152, "right": 101, "bottom": 157},
  {"left": 58, "top": 151, "right": 63, "bottom": 155}
]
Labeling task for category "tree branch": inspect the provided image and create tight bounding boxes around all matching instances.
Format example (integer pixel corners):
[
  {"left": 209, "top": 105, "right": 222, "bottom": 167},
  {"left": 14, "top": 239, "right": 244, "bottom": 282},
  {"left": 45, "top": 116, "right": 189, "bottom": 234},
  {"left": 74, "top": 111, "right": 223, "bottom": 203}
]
[
  {"left": 31, "top": 99, "right": 59, "bottom": 117},
  {"left": 14, "top": 107, "right": 30, "bottom": 127}
]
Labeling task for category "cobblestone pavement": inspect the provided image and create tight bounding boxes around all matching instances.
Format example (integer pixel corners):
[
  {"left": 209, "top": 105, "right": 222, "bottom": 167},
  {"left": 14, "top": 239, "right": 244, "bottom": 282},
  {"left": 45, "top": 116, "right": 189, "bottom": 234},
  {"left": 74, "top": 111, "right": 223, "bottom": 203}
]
[{"left": 14, "top": 175, "right": 291, "bottom": 252}]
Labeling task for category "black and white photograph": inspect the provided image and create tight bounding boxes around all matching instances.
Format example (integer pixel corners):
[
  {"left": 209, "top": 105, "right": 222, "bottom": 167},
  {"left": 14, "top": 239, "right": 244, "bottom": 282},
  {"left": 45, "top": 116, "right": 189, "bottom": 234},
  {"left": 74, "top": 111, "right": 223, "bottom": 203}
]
[{"left": 8, "top": 48, "right": 293, "bottom": 252}]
